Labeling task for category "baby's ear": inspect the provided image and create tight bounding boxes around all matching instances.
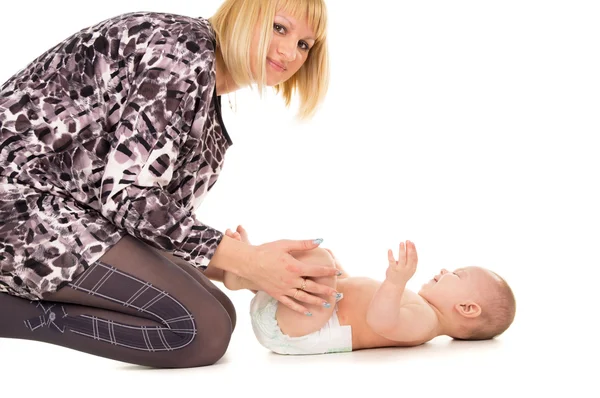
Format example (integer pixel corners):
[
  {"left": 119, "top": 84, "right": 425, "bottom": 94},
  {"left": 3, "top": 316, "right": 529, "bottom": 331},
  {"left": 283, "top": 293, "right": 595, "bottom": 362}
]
[{"left": 455, "top": 301, "right": 482, "bottom": 318}]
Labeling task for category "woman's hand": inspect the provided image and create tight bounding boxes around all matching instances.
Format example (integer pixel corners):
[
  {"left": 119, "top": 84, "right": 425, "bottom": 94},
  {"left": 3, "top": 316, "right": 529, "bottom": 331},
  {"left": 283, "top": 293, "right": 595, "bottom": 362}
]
[
  {"left": 228, "top": 225, "right": 339, "bottom": 315},
  {"left": 212, "top": 225, "right": 340, "bottom": 315},
  {"left": 248, "top": 239, "right": 339, "bottom": 315}
]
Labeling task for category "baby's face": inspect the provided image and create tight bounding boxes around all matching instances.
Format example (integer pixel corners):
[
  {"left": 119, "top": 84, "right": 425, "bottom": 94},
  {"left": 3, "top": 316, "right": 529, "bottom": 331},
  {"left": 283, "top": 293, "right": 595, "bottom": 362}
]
[{"left": 418, "top": 266, "right": 498, "bottom": 312}]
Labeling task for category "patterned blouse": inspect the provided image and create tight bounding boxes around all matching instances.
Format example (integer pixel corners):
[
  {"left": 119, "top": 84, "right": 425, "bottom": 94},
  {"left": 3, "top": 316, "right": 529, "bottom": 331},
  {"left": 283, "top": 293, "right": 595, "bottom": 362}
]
[{"left": 0, "top": 12, "right": 232, "bottom": 300}]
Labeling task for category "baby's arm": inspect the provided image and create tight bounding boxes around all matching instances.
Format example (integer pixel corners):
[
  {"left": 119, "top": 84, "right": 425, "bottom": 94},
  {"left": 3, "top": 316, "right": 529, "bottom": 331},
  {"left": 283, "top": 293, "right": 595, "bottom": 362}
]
[{"left": 366, "top": 241, "right": 437, "bottom": 343}]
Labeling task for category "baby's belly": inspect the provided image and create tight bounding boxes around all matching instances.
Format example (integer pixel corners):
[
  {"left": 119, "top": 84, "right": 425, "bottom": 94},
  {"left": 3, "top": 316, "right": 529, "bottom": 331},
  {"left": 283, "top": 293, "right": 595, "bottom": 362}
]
[{"left": 336, "top": 277, "right": 408, "bottom": 350}]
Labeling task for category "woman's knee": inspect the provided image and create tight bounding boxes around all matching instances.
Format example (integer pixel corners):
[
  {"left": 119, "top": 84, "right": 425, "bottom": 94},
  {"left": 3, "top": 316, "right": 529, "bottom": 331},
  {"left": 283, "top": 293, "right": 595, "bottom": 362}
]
[
  {"left": 177, "top": 298, "right": 233, "bottom": 367},
  {"left": 210, "top": 287, "right": 237, "bottom": 331}
]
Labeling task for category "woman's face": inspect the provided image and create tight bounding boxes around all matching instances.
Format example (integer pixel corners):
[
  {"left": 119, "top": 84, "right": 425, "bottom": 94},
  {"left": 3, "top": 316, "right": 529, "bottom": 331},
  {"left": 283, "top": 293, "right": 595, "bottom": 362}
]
[{"left": 250, "top": 10, "right": 317, "bottom": 86}]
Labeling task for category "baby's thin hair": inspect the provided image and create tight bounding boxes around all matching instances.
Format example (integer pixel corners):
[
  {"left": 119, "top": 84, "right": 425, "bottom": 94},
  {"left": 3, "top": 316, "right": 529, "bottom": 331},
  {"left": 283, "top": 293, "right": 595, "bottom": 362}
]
[{"left": 459, "top": 272, "right": 516, "bottom": 341}]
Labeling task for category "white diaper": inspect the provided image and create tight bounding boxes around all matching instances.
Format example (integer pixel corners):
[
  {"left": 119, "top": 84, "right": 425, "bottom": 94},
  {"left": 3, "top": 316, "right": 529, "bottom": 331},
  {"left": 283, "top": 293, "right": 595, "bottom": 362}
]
[{"left": 249, "top": 291, "right": 352, "bottom": 355}]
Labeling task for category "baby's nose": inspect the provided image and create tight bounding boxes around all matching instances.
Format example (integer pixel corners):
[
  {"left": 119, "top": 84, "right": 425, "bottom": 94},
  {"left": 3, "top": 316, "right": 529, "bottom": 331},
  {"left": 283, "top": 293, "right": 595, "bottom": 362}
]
[{"left": 440, "top": 269, "right": 449, "bottom": 274}]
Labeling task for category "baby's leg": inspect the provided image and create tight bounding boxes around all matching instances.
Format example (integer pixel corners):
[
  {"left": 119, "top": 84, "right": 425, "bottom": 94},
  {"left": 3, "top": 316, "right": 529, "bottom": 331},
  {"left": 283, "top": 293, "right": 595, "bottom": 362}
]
[{"left": 276, "top": 248, "right": 337, "bottom": 337}]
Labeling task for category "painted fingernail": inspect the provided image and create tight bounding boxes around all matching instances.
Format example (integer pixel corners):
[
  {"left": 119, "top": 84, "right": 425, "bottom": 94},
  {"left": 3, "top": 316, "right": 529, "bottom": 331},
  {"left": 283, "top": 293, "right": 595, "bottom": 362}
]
[
  {"left": 323, "top": 302, "right": 331, "bottom": 308},
  {"left": 305, "top": 311, "right": 313, "bottom": 316},
  {"left": 336, "top": 271, "right": 342, "bottom": 276},
  {"left": 335, "top": 293, "right": 344, "bottom": 302},
  {"left": 313, "top": 238, "right": 323, "bottom": 244}
]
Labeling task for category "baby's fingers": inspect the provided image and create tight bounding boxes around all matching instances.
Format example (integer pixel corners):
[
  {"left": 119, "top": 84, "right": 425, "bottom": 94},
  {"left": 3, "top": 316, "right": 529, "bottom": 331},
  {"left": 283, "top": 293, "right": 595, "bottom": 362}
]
[
  {"left": 388, "top": 242, "right": 409, "bottom": 268},
  {"left": 407, "top": 240, "right": 418, "bottom": 265},
  {"left": 388, "top": 249, "right": 396, "bottom": 265}
]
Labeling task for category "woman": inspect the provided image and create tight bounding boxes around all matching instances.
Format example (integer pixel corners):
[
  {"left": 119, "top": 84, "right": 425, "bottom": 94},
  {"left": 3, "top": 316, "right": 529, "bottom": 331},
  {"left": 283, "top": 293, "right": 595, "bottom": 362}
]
[{"left": 0, "top": 0, "right": 337, "bottom": 368}]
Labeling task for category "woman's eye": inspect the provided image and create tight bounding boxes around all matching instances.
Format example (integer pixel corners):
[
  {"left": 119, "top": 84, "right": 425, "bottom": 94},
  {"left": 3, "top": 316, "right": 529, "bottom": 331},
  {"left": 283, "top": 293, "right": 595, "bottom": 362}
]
[
  {"left": 298, "top": 41, "right": 310, "bottom": 51},
  {"left": 274, "top": 23, "right": 285, "bottom": 34}
]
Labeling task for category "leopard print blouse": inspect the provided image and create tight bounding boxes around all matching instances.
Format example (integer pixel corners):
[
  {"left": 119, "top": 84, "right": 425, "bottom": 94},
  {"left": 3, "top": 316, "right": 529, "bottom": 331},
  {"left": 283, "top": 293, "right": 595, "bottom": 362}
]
[{"left": 0, "top": 12, "right": 232, "bottom": 300}]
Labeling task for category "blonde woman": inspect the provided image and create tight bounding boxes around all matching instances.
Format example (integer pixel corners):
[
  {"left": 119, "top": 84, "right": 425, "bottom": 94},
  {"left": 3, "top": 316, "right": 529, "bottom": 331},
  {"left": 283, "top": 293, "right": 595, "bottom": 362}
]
[{"left": 0, "top": 0, "right": 337, "bottom": 368}]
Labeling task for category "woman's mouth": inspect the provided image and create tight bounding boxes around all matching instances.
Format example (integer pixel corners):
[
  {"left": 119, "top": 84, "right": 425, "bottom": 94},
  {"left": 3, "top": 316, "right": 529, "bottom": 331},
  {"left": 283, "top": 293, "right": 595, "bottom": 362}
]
[{"left": 267, "top": 58, "right": 286, "bottom": 72}]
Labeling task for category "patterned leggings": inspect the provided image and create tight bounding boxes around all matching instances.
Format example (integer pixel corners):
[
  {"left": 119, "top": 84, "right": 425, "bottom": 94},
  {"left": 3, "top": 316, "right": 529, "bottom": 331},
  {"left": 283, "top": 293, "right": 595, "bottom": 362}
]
[{"left": 0, "top": 236, "right": 235, "bottom": 368}]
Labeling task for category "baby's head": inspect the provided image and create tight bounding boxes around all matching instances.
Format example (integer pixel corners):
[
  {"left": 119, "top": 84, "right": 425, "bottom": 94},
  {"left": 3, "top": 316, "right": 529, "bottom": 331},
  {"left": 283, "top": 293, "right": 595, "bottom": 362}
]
[{"left": 418, "top": 266, "right": 516, "bottom": 340}]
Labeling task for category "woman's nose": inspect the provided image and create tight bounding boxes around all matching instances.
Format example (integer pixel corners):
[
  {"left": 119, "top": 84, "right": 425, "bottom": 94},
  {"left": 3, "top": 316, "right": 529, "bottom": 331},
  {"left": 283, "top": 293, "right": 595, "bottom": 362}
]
[{"left": 278, "top": 41, "right": 297, "bottom": 61}]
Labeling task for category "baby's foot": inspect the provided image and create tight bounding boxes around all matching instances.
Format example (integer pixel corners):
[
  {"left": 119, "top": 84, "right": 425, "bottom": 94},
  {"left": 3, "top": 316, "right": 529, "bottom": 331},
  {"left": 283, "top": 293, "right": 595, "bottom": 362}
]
[
  {"left": 222, "top": 227, "right": 251, "bottom": 290},
  {"left": 223, "top": 271, "right": 245, "bottom": 291}
]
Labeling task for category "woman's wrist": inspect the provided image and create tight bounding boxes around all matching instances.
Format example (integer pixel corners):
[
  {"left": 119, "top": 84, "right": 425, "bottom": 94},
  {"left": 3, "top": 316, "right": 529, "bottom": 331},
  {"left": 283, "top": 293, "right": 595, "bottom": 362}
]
[{"left": 208, "top": 235, "right": 256, "bottom": 278}]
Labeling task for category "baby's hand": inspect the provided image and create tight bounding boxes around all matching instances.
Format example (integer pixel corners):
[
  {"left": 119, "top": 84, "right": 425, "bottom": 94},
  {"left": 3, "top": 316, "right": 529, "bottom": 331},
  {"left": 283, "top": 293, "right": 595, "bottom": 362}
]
[{"left": 386, "top": 240, "right": 418, "bottom": 286}]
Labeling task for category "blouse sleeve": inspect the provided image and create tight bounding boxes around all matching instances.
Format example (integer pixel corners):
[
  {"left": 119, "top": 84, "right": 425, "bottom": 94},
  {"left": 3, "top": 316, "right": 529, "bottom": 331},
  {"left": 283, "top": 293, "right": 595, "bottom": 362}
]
[{"left": 99, "top": 24, "right": 222, "bottom": 268}]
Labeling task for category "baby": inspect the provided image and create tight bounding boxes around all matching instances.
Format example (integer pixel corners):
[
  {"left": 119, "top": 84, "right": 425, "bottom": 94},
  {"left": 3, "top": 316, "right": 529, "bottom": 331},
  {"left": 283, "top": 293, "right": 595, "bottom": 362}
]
[{"left": 222, "top": 225, "right": 516, "bottom": 355}]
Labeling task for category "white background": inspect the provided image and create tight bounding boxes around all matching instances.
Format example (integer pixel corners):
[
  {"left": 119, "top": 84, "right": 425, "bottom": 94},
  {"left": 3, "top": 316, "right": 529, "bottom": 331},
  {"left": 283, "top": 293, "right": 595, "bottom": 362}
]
[{"left": 0, "top": 1, "right": 598, "bottom": 397}]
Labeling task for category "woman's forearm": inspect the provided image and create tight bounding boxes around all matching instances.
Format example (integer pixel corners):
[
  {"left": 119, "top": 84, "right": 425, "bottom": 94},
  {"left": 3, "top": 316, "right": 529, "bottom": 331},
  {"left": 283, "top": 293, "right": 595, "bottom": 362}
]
[
  {"left": 153, "top": 235, "right": 257, "bottom": 283},
  {"left": 207, "top": 235, "right": 256, "bottom": 277}
]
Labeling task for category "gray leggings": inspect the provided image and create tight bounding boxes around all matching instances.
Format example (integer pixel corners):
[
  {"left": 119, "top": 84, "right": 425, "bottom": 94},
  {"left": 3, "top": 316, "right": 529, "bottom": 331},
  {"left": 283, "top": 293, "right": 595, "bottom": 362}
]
[{"left": 0, "top": 235, "right": 235, "bottom": 368}]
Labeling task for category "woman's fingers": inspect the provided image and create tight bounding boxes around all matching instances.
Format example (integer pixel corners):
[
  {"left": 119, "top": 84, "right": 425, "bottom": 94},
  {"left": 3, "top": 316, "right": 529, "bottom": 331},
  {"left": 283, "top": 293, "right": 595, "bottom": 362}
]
[
  {"left": 248, "top": 239, "right": 341, "bottom": 315},
  {"left": 297, "top": 277, "right": 338, "bottom": 298},
  {"left": 291, "top": 257, "right": 339, "bottom": 278},
  {"left": 287, "top": 287, "right": 333, "bottom": 307},
  {"left": 277, "top": 295, "right": 312, "bottom": 316},
  {"left": 277, "top": 238, "right": 323, "bottom": 252}
]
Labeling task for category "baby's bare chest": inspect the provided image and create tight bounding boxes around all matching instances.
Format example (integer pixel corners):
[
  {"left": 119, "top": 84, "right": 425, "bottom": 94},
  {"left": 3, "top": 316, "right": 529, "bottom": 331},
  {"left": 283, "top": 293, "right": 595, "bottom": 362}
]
[{"left": 335, "top": 277, "right": 422, "bottom": 349}]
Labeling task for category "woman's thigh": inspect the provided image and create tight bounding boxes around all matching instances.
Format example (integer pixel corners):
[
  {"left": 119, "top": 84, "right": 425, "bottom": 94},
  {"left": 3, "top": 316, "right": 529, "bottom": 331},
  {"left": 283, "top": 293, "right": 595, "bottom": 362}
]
[{"left": 38, "top": 235, "right": 233, "bottom": 368}]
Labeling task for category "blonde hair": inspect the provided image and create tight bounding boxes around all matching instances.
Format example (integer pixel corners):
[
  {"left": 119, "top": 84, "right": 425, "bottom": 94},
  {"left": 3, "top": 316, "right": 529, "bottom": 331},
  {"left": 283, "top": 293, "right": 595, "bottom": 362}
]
[
  {"left": 459, "top": 273, "right": 516, "bottom": 341},
  {"left": 209, "top": 0, "right": 329, "bottom": 119}
]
